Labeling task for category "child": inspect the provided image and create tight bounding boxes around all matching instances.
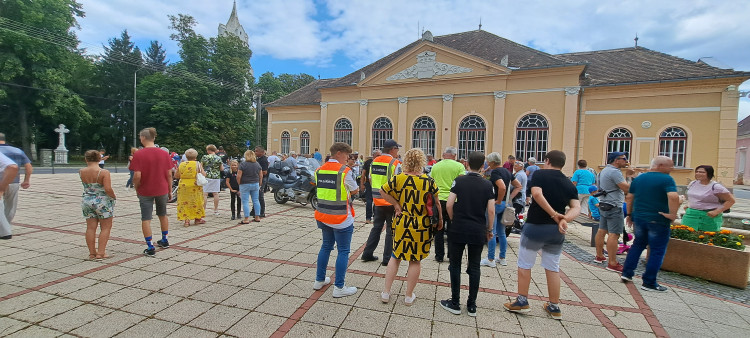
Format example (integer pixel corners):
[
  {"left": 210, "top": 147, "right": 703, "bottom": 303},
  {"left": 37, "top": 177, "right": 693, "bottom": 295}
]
[
  {"left": 588, "top": 185, "right": 600, "bottom": 221},
  {"left": 80, "top": 150, "right": 116, "bottom": 259},
  {"left": 225, "top": 160, "right": 242, "bottom": 220}
]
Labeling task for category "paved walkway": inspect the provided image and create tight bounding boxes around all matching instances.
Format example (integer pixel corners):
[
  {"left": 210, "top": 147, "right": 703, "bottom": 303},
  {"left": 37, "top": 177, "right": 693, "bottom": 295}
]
[{"left": 1, "top": 173, "right": 748, "bottom": 337}]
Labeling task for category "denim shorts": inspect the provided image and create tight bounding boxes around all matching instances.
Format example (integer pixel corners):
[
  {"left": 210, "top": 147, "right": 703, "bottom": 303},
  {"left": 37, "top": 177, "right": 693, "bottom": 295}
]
[
  {"left": 598, "top": 207, "right": 624, "bottom": 234},
  {"left": 138, "top": 194, "right": 168, "bottom": 221}
]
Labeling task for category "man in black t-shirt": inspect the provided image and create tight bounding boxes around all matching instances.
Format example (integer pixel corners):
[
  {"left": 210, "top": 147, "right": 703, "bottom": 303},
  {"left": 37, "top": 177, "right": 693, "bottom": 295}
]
[
  {"left": 359, "top": 149, "right": 380, "bottom": 223},
  {"left": 504, "top": 150, "right": 580, "bottom": 320},
  {"left": 250, "top": 146, "right": 270, "bottom": 218},
  {"left": 439, "top": 151, "right": 495, "bottom": 317}
]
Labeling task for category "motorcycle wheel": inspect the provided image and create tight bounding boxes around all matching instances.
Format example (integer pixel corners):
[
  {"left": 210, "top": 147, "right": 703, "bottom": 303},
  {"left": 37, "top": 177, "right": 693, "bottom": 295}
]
[
  {"left": 309, "top": 192, "right": 318, "bottom": 210},
  {"left": 168, "top": 185, "right": 178, "bottom": 203},
  {"left": 505, "top": 225, "right": 512, "bottom": 238},
  {"left": 274, "top": 190, "right": 289, "bottom": 204}
]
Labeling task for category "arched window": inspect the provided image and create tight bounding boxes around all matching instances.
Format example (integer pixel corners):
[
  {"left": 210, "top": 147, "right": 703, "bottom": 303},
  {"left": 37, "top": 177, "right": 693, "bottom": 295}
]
[
  {"left": 458, "top": 115, "right": 486, "bottom": 160},
  {"left": 333, "top": 118, "right": 352, "bottom": 146},
  {"left": 300, "top": 131, "right": 310, "bottom": 155},
  {"left": 659, "top": 127, "right": 687, "bottom": 167},
  {"left": 281, "top": 131, "right": 290, "bottom": 154},
  {"left": 372, "top": 117, "right": 393, "bottom": 153},
  {"left": 412, "top": 116, "right": 436, "bottom": 157},
  {"left": 607, "top": 128, "right": 632, "bottom": 155},
  {"left": 515, "top": 113, "right": 548, "bottom": 162}
]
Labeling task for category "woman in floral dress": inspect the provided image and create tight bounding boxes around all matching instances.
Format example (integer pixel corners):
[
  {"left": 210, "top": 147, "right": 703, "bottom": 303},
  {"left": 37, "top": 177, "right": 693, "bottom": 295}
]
[
  {"left": 80, "top": 150, "right": 117, "bottom": 260},
  {"left": 176, "top": 148, "right": 206, "bottom": 226}
]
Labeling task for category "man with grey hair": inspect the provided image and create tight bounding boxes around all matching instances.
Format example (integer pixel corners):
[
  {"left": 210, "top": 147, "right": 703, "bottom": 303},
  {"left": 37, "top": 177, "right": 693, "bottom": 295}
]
[
  {"left": 595, "top": 152, "right": 635, "bottom": 272},
  {"left": 360, "top": 149, "right": 381, "bottom": 223},
  {"left": 0, "top": 132, "right": 33, "bottom": 240},
  {"left": 621, "top": 156, "right": 678, "bottom": 292},
  {"left": 429, "top": 146, "right": 465, "bottom": 262}
]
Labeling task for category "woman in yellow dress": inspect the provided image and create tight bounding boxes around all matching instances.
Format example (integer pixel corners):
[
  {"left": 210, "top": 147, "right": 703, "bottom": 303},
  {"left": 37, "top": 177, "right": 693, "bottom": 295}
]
[
  {"left": 380, "top": 148, "right": 441, "bottom": 306},
  {"left": 176, "top": 148, "right": 206, "bottom": 226}
]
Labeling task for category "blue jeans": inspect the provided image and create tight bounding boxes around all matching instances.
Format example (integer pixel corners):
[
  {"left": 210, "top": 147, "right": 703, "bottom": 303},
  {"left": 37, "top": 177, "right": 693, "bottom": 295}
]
[
  {"left": 622, "top": 218, "right": 671, "bottom": 287},
  {"left": 239, "top": 183, "right": 261, "bottom": 218},
  {"left": 487, "top": 202, "right": 507, "bottom": 260},
  {"left": 126, "top": 170, "right": 134, "bottom": 188},
  {"left": 316, "top": 221, "right": 354, "bottom": 288}
]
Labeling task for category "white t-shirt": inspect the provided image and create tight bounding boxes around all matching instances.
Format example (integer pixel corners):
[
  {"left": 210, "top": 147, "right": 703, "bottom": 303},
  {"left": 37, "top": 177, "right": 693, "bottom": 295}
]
[{"left": 687, "top": 180, "right": 730, "bottom": 210}]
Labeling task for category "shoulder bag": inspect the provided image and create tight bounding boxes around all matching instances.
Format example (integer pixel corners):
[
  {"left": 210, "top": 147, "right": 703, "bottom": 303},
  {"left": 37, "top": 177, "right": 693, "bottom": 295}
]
[
  {"left": 501, "top": 180, "right": 516, "bottom": 226},
  {"left": 711, "top": 182, "right": 730, "bottom": 214},
  {"left": 424, "top": 176, "right": 442, "bottom": 229},
  {"left": 195, "top": 162, "right": 208, "bottom": 186}
]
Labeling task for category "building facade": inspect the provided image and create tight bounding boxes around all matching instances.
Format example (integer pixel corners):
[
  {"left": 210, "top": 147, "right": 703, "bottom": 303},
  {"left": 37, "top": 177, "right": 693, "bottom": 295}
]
[{"left": 267, "top": 30, "right": 749, "bottom": 186}]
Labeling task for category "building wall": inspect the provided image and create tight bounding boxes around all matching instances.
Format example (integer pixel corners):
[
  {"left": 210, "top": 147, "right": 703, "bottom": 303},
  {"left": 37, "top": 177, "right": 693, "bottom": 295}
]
[
  {"left": 267, "top": 47, "right": 745, "bottom": 186},
  {"left": 737, "top": 136, "right": 750, "bottom": 184}
]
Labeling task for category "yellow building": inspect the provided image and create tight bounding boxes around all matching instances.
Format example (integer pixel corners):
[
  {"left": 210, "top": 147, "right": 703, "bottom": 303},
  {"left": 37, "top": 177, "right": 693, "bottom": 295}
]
[{"left": 267, "top": 30, "right": 749, "bottom": 186}]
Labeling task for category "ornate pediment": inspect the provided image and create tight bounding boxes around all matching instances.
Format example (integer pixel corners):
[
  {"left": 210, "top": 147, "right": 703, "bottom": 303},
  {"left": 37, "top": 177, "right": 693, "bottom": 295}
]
[{"left": 386, "top": 51, "right": 472, "bottom": 81}]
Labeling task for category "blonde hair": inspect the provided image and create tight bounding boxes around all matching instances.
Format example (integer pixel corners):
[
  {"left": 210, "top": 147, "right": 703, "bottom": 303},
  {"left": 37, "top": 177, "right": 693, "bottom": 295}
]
[
  {"left": 229, "top": 159, "right": 239, "bottom": 166},
  {"left": 130, "top": 147, "right": 138, "bottom": 155},
  {"left": 206, "top": 144, "right": 217, "bottom": 152},
  {"left": 402, "top": 148, "right": 426, "bottom": 173},
  {"left": 84, "top": 150, "right": 100, "bottom": 163},
  {"left": 244, "top": 150, "right": 257, "bottom": 162},
  {"left": 184, "top": 148, "right": 198, "bottom": 160}
]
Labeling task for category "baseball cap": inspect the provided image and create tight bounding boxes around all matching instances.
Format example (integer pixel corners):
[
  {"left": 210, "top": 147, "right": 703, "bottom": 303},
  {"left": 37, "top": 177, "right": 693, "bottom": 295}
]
[
  {"left": 588, "top": 185, "right": 598, "bottom": 194},
  {"left": 383, "top": 140, "right": 401, "bottom": 148},
  {"left": 607, "top": 152, "right": 627, "bottom": 164}
]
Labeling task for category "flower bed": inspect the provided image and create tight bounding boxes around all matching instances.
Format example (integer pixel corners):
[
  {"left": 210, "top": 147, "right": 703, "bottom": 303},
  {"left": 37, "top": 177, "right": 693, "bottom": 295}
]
[
  {"left": 662, "top": 226, "right": 750, "bottom": 288},
  {"left": 670, "top": 225, "right": 746, "bottom": 250}
]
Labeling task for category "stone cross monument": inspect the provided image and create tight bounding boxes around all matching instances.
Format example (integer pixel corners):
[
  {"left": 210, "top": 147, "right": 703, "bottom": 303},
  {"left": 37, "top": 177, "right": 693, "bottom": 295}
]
[{"left": 54, "top": 124, "right": 69, "bottom": 164}]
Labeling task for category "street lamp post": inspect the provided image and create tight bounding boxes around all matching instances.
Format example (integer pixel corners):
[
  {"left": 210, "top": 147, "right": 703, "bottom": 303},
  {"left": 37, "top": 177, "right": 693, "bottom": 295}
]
[
  {"left": 253, "top": 89, "right": 265, "bottom": 148},
  {"left": 133, "top": 65, "right": 145, "bottom": 148}
]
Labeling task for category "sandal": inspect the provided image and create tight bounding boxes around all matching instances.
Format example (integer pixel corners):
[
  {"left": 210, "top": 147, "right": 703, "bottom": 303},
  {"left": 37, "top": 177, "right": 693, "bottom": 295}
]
[
  {"left": 87, "top": 254, "right": 97, "bottom": 260},
  {"left": 404, "top": 293, "right": 416, "bottom": 306},
  {"left": 195, "top": 219, "right": 206, "bottom": 224},
  {"left": 252, "top": 218, "right": 261, "bottom": 222},
  {"left": 380, "top": 292, "right": 390, "bottom": 303},
  {"left": 238, "top": 220, "right": 251, "bottom": 224},
  {"left": 183, "top": 221, "right": 190, "bottom": 227}
]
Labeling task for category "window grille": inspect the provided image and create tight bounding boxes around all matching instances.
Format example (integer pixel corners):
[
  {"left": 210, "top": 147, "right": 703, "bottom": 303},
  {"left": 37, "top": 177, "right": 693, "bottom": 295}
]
[
  {"left": 515, "top": 113, "right": 548, "bottom": 161},
  {"left": 281, "top": 131, "right": 290, "bottom": 154},
  {"left": 659, "top": 127, "right": 687, "bottom": 167},
  {"left": 372, "top": 117, "right": 393, "bottom": 153},
  {"left": 458, "top": 115, "right": 486, "bottom": 160},
  {"left": 333, "top": 118, "right": 353, "bottom": 146},
  {"left": 412, "top": 116, "right": 436, "bottom": 156},
  {"left": 300, "top": 131, "right": 310, "bottom": 155}
]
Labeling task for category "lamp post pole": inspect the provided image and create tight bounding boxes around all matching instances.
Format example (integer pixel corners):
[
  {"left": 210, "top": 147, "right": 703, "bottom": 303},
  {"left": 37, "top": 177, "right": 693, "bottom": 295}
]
[
  {"left": 133, "top": 65, "right": 145, "bottom": 148},
  {"left": 254, "top": 89, "right": 264, "bottom": 148}
]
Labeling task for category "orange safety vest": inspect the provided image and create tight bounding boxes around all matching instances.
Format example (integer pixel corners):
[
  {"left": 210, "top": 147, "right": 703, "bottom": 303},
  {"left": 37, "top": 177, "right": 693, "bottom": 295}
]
[
  {"left": 370, "top": 155, "right": 401, "bottom": 206},
  {"left": 314, "top": 161, "right": 355, "bottom": 224}
]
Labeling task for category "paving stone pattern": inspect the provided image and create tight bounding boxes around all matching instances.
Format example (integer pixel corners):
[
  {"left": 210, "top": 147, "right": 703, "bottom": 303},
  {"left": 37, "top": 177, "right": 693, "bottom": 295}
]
[{"left": 1, "top": 173, "right": 749, "bottom": 337}]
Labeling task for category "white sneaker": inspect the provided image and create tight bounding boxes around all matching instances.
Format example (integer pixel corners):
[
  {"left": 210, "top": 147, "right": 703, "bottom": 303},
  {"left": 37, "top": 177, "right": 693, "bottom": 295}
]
[
  {"left": 313, "top": 277, "right": 330, "bottom": 290},
  {"left": 214, "top": 211, "right": 220, "bottom": 216},
  {"left": 480, "top": 258, "right": 497, "bottom": 268},
  {"left": 499, "top": 258, "right": 508, "bottom": 266},
  {"left": 332, "top": 285, "right": 357, "bottom": 298}
]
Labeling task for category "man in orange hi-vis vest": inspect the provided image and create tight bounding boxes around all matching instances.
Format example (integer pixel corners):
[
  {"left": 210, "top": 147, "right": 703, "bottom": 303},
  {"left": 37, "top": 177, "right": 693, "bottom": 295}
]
[{"left": 361, "top": 139, "right": 402, "bottom": 266}]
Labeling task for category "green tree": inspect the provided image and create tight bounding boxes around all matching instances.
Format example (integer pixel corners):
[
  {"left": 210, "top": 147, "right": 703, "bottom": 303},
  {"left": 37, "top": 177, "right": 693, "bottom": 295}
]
[
  {"left": 0, "top": 0, "right": 89, "bottom": 155},
  {"left": 255, "top": 72, "right": 315, "bottom": 148},
  {"left": 144, "top": 40, "right": 168, "bottom": 72}
]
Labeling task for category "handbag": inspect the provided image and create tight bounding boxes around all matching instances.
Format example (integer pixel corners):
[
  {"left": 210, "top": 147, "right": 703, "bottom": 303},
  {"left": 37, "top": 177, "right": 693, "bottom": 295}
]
[
  {"left": 424, "top": 177, "right": 441, "bottom": 227},
  {"left": 711, "top": 183, "right": 731, "bottom": 214},
  {"left": 501, "top": 180, "right": 516, "bottom": 226},
  {"left": 195, "top": 162, "right": 208, "bottom": 186}
]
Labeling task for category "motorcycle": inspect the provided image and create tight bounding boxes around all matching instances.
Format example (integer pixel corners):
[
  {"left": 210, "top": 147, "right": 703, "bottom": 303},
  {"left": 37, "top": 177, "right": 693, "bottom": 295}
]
[{"left": 267, "top": 162, "right": 318, "bottom": 209}]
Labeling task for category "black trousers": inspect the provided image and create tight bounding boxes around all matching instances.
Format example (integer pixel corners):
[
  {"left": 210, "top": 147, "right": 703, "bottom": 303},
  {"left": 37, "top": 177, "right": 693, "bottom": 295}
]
[
  {"left": 364, "top": 185, "right": 373, "bottom": 221},
  {"left": 250, "top": 176, "right": 267, "bottom": 217},
  {"left": 363, "top": 205, "right": 394, "bottom": 263},
  {"left": 230, "top": 191, "right": 242, "bottom": 216},
  {"left": 434, "top": 200, "right": 452, "bottom": 260},
  {"left": 448, "top": 240, "right": 483, "bottom": 306}
]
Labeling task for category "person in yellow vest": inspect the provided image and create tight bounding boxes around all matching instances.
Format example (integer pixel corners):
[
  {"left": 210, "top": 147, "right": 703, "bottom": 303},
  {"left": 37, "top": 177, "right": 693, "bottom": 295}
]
[
  {"left": 361, "top": 139, "right": 402, "bottom": 266},
  {"left": 313, "top": 142, "right": 360, "bottom": 298}
]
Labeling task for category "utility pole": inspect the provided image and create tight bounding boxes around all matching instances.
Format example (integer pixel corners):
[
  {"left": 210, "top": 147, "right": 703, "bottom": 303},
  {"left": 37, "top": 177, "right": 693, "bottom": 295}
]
[
  {"left": 254, "top": 89, "right": 265, "bottom": 147},
  {"left": 133, "top": 65, "right": 145, "bottom": 148}
]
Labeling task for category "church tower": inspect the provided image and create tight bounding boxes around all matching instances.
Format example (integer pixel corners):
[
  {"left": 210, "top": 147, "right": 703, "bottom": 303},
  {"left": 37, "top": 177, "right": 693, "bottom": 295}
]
[{"left": 218, "top": 1, "right": 253, "bottom": 76}]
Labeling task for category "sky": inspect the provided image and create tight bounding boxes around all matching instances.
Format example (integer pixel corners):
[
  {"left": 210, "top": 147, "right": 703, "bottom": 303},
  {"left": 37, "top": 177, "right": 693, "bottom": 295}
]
[{"left": 75, "top": 0, "right": 750, "bottom": 120}]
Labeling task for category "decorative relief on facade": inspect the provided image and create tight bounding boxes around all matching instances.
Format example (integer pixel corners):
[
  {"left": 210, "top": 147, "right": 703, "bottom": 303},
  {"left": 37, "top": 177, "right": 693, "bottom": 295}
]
[
  {"left": 443, "top": 94, "right": 454, "bottom": 102},
  {"left": 386, "top": 51, "right": 473, "bottom": 81},
  {"left": 360, "top": 99, "right": 368, "bottom": 106},
  {"left": 398, "top": 97, "right": 408, "bottom": 104},
  {"left": 494, "top": 91, "right": 507, "bottom": 99},
  {"left": 320, "top": 102, "right": 328, "bottom": 108},
  {"left": 641, "top": 121, "right": 652, "bottom": 129},
  {"left": 565, "top": 87, "right": 581, "bottom": 96}
]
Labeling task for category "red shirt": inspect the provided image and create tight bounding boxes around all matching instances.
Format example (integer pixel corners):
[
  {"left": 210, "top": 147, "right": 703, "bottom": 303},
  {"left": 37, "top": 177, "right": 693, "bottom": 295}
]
[
  {"left": 130, "top": 147, "right": 173, "bottom": 196},
  {"left": 428, "top": 159, "right": 437, "bottom": 166}
]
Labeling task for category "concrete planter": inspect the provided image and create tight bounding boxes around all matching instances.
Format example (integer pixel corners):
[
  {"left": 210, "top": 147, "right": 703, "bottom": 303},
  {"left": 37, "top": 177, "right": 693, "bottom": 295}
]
[{"left": 661, "top": 238, "right": 750, "bottom": 289}]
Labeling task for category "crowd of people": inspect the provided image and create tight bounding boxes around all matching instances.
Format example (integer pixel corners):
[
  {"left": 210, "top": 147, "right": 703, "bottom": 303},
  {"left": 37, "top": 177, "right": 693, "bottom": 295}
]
[{"left": 0, "top": 128, "right": 741, "bottom": 321}]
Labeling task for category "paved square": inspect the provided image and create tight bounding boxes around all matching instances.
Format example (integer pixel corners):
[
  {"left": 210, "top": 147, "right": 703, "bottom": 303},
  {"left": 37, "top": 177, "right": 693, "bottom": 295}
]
[{"left": 1, "top": 173, "right": 749, "bottom": 337}]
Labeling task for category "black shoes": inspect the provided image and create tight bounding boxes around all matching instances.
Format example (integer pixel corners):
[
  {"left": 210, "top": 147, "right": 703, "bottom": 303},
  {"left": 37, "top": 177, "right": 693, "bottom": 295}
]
[
  {"left": 381, "top": 261, "right": 389, "bottom": 266},
  {"left": 467, "top": 304, "right": 477, "bottom": 317},
  {"left": 143, "top": 248, "right": 155, "bottom": 256},
  {"left": 156, "top": 239, "right": 169, "bottom": 249},
  {"left": 439, "top": 299, "right": 461, "bottom": 315},
  {"left": 0, "top": 235, "right": 11, "bottom": 240},
  {"left": 361, "top": 255, "right": 379, "bottom": 262}
]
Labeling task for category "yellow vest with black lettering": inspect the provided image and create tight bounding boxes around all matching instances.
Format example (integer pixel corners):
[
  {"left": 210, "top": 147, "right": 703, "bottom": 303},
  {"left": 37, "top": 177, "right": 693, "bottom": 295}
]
[
  {"left": 315, "top": 161, "right": 355, "bottom": 224},
  {"left": 370, "top": 155, "right": 400, "bottom": 206}
]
